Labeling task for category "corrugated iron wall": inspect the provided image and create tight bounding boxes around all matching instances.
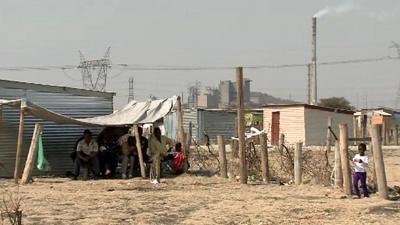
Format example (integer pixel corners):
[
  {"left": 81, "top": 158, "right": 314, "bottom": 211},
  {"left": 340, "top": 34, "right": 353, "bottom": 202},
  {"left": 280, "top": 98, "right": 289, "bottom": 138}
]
[
  {"left": 198, "top": 110, "right": 236, "bottom": 143},
  {"left": 163, "top": 109, "right": 237, "bottom": 144},
  {"left": 164, "top": 109, "right": 198, "bottom": 142},
  {"left": 0, "top": 86, "right": 113, "bottom": 177}
]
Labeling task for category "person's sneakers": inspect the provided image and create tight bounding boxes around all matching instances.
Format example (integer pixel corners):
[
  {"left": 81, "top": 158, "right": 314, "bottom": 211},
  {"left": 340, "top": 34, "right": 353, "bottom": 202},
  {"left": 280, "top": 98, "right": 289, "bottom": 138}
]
[{"left": 151, "top": 179, "right": 160, "bottom": 184}]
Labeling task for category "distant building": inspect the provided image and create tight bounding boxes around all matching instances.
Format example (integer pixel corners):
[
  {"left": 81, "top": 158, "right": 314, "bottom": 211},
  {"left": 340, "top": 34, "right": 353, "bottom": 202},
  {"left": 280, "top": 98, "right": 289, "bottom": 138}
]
[
  {"left": 197, "top": 94, "right": 219, "bottom": 109},
  {"left": 354, "top": 107, "right": 400, "bottom": 145},
  {"left": 263, "top": 104, "right": 354, "bottom": 146},
  {"left": 219, "top": 79, "right": 251, "bottom": 108}
]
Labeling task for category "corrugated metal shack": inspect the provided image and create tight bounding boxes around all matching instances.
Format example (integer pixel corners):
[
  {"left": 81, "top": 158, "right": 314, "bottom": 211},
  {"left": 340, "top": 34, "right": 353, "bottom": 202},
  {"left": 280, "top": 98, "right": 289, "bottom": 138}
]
[
  {"left": 164, "top": 108, "right": 263, "bottom": 143},
  {"left": 0, "top": 79, "right": 114, "bottom": 177}
]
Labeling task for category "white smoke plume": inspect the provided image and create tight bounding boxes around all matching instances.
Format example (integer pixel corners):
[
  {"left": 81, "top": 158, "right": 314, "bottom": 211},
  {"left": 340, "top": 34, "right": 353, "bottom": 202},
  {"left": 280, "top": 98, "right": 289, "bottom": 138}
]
[
  {"left": 367, "top": 5, "right": 400, "bottom": 22},
  {"left": 313, "top": 1, "right": 358, "bottom": 18}
]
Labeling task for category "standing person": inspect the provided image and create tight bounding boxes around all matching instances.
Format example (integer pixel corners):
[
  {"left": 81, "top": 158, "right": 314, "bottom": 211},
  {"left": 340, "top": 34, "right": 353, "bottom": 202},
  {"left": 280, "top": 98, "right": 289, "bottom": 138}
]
[
  {"left": 149, "top": 127, "right": 173, "bottom": 183},
  {"left": 352, "top": 143, "right": 370, "bottom": 198},
  {"left": 73, "top": 130, "right": 100, "bottom": 180}
]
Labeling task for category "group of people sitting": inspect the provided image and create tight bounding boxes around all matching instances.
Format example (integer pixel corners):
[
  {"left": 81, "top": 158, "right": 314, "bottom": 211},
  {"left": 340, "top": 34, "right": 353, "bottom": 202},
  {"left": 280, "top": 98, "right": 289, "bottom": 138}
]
[{"left": 71, "top": 126, "right": 186, "bottom": 182}]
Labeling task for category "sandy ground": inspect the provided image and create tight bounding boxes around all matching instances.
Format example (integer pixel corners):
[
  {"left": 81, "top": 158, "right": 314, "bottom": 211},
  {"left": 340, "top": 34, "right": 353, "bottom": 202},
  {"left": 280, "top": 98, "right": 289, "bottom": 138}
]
[
  {"left": 0, "top": 147, "right": 399, "bottom": 225},
  {"left": 0, "top": 176, "right": 399, "bottom": 225}
]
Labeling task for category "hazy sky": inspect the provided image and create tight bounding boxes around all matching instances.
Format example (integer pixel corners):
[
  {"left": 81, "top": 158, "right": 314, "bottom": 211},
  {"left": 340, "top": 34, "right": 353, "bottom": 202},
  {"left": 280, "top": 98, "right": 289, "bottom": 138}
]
[{"left": 0, "top": 0, "right": 399, "bottom": 109}]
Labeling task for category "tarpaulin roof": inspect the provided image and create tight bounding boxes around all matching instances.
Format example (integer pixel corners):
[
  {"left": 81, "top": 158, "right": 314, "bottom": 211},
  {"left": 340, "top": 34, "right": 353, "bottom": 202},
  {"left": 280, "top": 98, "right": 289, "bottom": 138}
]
[{"left": 0, "top": 96, "right": 177, "bottom": 126}]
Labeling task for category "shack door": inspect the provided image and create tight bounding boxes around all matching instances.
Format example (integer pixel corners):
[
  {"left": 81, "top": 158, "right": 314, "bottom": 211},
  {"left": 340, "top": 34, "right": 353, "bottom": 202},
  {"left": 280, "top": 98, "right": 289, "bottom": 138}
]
[{"left": 271, "top": 111, "right": 280, "bottom": 145}]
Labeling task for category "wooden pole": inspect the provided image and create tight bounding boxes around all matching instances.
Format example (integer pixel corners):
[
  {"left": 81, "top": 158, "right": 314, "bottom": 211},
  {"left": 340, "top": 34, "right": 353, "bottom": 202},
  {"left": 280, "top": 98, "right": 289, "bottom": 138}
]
[
  {"left": 279, "top": 133, "right": 285, "bottom": 153},
  {"left": 367, "top": 142, "right": 377, "bottom": 190},
  {"left": 236, "top": 66, "right": 247, "bottom": 184},
  {"left": 176, "top": 96, "right": 187, "bottom": 172},
  {"left": 232, "top": 119, "right": 239, "bottom": 158},
  {"left": 21, "top": 124, "right": 42, "bottom": 185},
  {"left": 294, "top": 142, "right": 303, "bottom": 185},
  {"left": 382, "top": 119, "right": 387, "bottom": 146},
  {"left": 395, "top": 125, "right": 399, "bottom": 146},
  {"left": 14, "top": 101, "right": 26, "bottom": 184},
  {"left": 326, "top": 116, "right": 332, "bottom": 152},
  {"left": 259, "top": 133, "right": 269, "bottom": 183},
  {"left": 339, "top": 124, "right": 352, "bottom": 196},
  {"left": 217, "top": 135, "right": 228, "bottom": 178},
  {"left": 334, "top": 141, "right": 343, "bottom": 188},
  {"left": 132, "top": 125, "right": 146, "bottom": 178},
  {"left": 370, "top": 124, "right": 389, "bottom": 199}
]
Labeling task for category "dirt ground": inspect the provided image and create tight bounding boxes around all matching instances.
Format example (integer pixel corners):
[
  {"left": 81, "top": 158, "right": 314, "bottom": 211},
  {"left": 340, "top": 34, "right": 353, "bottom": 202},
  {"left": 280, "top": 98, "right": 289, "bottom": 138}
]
[{"left": 0, "top": 147, "right": 399, "bottom": 225}]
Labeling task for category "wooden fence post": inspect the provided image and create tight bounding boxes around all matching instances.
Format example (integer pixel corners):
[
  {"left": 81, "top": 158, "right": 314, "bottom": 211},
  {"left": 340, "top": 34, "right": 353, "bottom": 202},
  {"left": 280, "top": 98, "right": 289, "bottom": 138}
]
[
  {"left": 132, "top": 125, "right": 146, "bottom": 178},
  {"left": 236, "top": 66, "right": 247, "bottom": 184},
  {"left": 334, "top": 140, "right": 343, "bottom": 188},
  {"left": 370, "top": 124, "right": 389, "bottom": 200},
  {"left": 14, "top": 101, "right": 26, "bottom": 184},
  {"left": 326, "top": 117, "right": 332, "bottom": 152},
  {"left": 176, "top": 96, "right": 187, "bottom": 172},
  {"left": 259, "top": 133, "right": 269, "bottom": 183},
  {"left": 21, "top": 124, "right": 42, "bottom": 184},
  {"left": 217, "top": 135, "right": 228, "bottom": 178},
  {"left": 339, "top": 124, "right": 352, "bottom": 196},
  {"left": 395, "top": 125, "right": 399, "bottom": 146},
  {"left": 367, "top": 142, "right": 377, "bottom": 190},
  {"left": 294, "top": 142, "right": 303, "bottom": 185},
  {"left": 279, "top": 133, "right": 285, "bottom": 152}
]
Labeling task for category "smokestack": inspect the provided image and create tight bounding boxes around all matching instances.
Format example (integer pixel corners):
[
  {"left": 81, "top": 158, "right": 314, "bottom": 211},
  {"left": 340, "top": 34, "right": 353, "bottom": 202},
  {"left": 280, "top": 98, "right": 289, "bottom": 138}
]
[{"left": 310, "top": 17, "right": 318, "bottom": 105}]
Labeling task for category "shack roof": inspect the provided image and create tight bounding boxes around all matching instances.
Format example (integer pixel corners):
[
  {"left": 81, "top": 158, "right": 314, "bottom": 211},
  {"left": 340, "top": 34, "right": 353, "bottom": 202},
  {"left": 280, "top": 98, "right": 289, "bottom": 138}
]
[
  {"left": 263, "top": 104, "right": 354, "bottom": 115},
  {"left": 0, "top": 79, "right": 115, "bottom": 98}
]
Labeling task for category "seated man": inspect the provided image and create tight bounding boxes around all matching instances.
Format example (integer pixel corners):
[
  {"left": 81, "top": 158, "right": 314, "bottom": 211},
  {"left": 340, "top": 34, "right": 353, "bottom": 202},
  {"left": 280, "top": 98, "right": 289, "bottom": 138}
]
[
  {"left": 120, "top": 127, "right": 149, "bottom": 179},
  {"left": 73, "top": 130, "right": 100, "bottom": 180},
  {"left": 121, "top": 136, "right": 136, "bottom": 179},
  {"left": 172, "top": 143, "right": 186, "bottom": 175}
]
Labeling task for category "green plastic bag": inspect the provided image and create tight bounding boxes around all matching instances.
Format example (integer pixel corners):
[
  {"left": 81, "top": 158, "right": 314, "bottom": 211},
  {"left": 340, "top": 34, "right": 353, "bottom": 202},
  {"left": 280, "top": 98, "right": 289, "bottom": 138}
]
[{"left": 36, "top": 133, "right": 51, "bottom": 172}]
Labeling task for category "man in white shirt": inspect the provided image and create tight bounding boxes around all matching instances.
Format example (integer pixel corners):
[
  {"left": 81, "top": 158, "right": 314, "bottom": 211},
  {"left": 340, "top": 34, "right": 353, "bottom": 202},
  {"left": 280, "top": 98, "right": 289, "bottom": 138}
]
[
  {"left": 352, "top": 143, "right": 370, "bottom": 198},
  {"left": 73, "top": 130, "right": 100, "bottom": 180}
]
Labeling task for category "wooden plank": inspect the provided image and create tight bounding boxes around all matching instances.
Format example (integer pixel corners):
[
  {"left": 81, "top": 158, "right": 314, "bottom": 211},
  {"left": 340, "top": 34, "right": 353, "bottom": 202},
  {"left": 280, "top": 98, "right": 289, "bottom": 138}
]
[
  {"left": 132, "top": 125, "right": 146, "bottom": 178},
  {"left": 236, "top": 67, "right": 247, "bottom": 184},
  {"left": 21, "top": 124, "right": 42, "bottom": 185},
  {"left": 217, "top": 135, "right": 228, "bottom": 178},
  {"left": 294, "top": 142, "right": 303, "bottom": 185},
  {"left": 259, "top": 133, "right": 269, "bottom": 183},
  {"left": 370, "top": 124, "right": 389, "bottom": 199},
  {"left": 339, "top": 124, "right": 352, "bottom": 196},
  {"left": 14, "top": 101, "right": 26, "bottom": 184},
  {"left": 176, "top": 96, "right": 187, "bottom": 172},
  {"left": 348, "top": 137, "right": 371, "bottom": 142}
]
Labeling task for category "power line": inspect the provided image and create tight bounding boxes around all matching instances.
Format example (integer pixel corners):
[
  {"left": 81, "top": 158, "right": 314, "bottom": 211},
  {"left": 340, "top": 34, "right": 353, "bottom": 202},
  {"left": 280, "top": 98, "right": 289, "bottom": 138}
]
[{"left": 0, "top": 55, "right": 397, "bottom": 73}]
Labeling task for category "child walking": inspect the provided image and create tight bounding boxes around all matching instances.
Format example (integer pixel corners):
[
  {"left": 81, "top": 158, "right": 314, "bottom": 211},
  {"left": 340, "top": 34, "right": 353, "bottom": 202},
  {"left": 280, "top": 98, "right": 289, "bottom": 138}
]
[{"left": 352, "top": 143, "right": 370, "bottom": 198}]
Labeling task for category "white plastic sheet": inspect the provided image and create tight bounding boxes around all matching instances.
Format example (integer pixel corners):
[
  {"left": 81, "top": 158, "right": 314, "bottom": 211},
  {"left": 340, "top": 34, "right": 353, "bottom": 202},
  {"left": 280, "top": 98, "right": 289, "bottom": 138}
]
[{"left": 0, "top": 96, "right": 177, "bottom": 126}]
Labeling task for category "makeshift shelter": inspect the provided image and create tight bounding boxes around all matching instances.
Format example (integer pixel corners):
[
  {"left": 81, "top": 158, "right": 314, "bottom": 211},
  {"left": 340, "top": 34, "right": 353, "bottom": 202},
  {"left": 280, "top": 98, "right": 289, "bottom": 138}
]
[
  {"left": 0, "top": 89, "right": 177, "bottom": 177},
  {"left": 0, "top": 79, "right": 115, "bottom": 177},
  {"left": 263, "top": 104, "right": 354, "bottom": 146}
]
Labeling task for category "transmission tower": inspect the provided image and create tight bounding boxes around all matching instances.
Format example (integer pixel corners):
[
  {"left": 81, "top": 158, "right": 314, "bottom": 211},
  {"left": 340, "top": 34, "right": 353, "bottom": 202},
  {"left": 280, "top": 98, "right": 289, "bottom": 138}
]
[
  {"left": 391, "top": 42, "right": 400, "bottom": 109},
  {"left": 128, "top": 77, "right": 134, "bottom": 102},
  {"left": 78, "top": 47, "right": 111, "bottom": 91}
]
